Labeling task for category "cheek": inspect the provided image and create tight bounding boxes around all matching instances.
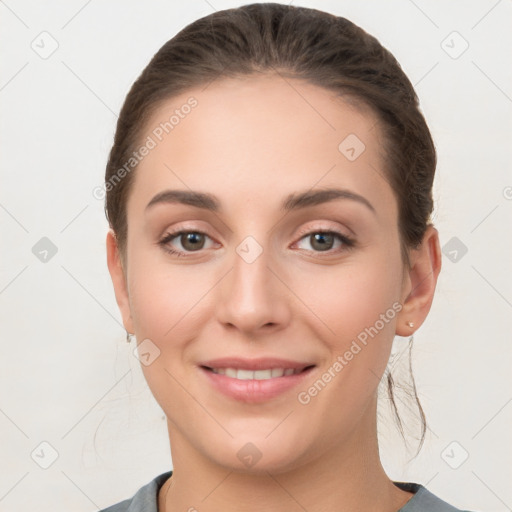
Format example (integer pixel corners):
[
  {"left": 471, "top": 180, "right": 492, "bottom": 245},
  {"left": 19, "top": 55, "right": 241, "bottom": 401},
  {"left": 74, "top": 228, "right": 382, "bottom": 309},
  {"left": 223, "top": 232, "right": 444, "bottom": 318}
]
[
  {"left": 293, "top": 255, "right": 401, "bottom": 341},
  {"left": 127, "top": 247, "right": 208, "bottom": 340},
  {"left": 293, "top": 253, "right": 402, "bottom": 405},
  {"left": 126, "top": 259, "right": 207, "bottom": 414},
  {"left": 293, "top": 259, "right": 401, "bottom": 424}
]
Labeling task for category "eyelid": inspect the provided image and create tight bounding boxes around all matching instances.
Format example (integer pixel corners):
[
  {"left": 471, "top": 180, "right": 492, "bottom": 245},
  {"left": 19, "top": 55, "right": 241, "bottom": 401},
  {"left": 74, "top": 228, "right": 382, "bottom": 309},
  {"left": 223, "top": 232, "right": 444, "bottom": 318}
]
[{"left": 293, "top": 222, "right": 353, "bottom": 241}]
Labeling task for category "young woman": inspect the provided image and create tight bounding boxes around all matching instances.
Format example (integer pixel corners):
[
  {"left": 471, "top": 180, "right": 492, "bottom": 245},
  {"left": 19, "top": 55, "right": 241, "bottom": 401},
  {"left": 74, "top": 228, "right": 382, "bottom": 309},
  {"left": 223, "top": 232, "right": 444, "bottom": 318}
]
[{"left": 102, "top": 3, "right": 474, "bottom": 511}]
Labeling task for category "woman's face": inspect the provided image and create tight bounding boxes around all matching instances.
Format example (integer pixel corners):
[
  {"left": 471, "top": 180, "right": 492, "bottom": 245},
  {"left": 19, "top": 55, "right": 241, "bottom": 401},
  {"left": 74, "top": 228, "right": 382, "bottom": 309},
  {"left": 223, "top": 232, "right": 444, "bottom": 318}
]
[{"left": 108, "top": 74, "right": 436, "bottom": 473}]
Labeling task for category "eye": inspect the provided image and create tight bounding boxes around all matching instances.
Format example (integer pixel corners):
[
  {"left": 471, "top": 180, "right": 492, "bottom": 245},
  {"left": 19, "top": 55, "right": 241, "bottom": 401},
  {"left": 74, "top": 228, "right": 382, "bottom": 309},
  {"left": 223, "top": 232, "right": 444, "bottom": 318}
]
[
  {"left": 157, "top": 227, "right": 356, "bottom": 258},
  {"left": 158, "top": 230, "right": 216, "bottom": 256},
  {"left": 293, "top": 229, "right": 355, "bottom": 255}
]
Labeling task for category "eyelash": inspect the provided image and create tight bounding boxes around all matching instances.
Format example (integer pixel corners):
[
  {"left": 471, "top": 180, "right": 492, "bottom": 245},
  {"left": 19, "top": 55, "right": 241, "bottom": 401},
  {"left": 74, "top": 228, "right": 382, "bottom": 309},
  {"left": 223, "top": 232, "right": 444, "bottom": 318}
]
[{"left": 157, "top": 226, "right": 356, "bottom": 258}]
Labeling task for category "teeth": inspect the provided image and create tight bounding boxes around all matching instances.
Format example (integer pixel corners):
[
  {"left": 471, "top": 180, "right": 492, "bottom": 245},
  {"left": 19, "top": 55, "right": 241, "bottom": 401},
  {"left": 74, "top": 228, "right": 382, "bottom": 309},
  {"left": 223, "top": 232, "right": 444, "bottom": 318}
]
[{"left": 210, "top": 367, "right": 301, "bottom": 380}]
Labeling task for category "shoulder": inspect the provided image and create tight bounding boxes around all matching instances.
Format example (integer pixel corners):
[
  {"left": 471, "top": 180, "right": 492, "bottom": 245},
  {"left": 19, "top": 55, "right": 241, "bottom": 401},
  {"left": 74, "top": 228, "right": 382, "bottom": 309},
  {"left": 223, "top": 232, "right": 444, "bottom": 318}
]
[
  {"left": 394, "top": 481, "right": 478, "bottom": 512},
  {"left": 97, "top": 471, "right": 173, "bottom": 512}
]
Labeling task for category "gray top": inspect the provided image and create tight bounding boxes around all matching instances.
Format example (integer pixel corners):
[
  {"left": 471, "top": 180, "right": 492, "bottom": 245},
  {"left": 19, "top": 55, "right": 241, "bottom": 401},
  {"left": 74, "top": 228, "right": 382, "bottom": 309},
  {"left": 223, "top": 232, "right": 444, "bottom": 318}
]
[{"left": 98, "top": 471, "right": 476, "bottom": 512}]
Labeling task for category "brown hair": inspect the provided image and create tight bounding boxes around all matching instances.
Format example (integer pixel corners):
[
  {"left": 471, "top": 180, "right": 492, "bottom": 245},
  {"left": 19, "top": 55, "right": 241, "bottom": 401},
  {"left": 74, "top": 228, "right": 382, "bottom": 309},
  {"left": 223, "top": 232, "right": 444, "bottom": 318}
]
[{"left": 104, "top": 2, "right": 435, "bottom": 455}]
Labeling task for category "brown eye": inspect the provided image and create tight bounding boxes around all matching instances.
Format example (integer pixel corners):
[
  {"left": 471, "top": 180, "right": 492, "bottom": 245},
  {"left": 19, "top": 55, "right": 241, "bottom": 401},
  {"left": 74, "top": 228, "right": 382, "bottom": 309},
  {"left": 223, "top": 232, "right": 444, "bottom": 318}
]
[
  {"left": 179, "top": 232, "right": 206, "bottom": 251},
  {"left": 158, "top": 230, "right": 215, "bottom": 256},
  {"left": 294, "top": 230, "right": 355, "bottom": 256},
  {"left": 309, "top": 232, "right": 335, "bottom": 252}
]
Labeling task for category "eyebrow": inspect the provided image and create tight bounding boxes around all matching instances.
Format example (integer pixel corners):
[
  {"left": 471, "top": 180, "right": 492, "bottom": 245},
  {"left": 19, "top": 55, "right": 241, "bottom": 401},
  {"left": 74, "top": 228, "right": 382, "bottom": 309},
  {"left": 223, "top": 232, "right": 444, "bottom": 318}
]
[{"left": 145, "top": 188, "right": 376, "bottom": 215}]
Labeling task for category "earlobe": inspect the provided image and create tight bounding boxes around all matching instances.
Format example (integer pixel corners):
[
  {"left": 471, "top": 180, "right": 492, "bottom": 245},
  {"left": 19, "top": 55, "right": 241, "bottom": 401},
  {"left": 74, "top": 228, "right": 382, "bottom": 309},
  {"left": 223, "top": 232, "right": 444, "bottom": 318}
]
[
  {"left": 106, "top": 230, "right": 134, "bottom": 334},
  {"left": 396, "top": 225, "right": 442, "bottom": 336}
]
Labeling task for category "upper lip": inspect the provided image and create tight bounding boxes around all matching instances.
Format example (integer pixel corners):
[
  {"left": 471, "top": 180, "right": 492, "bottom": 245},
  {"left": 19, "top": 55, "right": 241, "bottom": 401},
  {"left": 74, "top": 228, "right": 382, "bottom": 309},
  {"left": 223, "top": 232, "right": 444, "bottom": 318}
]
[{"left": 200, "top": 357, "right": 315, "bottom": 371}]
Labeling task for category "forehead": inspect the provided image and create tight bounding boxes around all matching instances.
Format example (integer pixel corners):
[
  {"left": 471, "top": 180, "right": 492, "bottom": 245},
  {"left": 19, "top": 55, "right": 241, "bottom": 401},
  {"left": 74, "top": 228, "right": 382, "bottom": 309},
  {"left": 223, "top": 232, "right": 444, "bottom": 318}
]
[{"left": 128, "top": 74, "right": 395, "bottom": 220}]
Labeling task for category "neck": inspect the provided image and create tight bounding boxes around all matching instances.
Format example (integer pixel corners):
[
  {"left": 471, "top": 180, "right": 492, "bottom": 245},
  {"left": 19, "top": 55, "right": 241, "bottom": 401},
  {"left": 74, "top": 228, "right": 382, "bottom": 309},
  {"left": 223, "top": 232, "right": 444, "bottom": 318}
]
[{"left": 158, "top": 396, "right": 414, "bottom": 512}]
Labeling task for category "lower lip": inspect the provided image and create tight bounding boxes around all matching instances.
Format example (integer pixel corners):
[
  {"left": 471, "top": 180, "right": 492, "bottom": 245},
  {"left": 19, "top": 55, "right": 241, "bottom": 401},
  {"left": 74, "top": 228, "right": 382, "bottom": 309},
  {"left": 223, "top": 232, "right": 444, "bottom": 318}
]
[{"left": 199, "top": 366, "right": 315, "bottom": 403}]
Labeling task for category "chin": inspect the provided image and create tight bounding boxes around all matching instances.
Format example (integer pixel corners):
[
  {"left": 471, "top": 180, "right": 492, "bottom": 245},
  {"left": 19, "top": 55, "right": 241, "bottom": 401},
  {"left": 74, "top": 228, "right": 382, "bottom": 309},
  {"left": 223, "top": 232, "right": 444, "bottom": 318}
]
[{"left": 204, "top": 434, "right": 312, "bottom": 476}]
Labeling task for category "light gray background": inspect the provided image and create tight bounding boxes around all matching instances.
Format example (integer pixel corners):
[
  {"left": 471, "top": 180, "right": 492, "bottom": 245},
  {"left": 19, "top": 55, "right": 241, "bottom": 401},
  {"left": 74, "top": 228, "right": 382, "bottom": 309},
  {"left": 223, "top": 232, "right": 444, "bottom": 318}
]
[{"left": 1, "top": 0, "right": 511, "bottom": 510}]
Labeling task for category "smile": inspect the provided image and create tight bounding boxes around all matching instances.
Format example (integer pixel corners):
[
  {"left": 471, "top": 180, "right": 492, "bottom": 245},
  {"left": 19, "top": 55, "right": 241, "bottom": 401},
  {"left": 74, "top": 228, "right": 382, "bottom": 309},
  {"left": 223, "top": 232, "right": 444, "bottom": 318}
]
[{"left": 200, "top": 364, "right": 316, "bottom": 403}]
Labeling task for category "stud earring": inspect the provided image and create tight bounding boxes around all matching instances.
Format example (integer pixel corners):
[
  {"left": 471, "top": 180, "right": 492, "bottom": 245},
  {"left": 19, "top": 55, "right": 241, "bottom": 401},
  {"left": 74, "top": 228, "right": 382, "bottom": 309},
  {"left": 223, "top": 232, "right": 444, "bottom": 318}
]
[{"left": 406, "top": 321, "right": 414, "bottom": 328}]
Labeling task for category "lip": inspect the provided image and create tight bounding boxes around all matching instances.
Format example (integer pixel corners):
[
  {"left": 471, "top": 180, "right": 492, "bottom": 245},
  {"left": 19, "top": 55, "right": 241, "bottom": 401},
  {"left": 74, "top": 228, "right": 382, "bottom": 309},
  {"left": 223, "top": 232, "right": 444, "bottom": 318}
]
[{"left": 198, "top": 357, "right": 316, "bottom": 403}]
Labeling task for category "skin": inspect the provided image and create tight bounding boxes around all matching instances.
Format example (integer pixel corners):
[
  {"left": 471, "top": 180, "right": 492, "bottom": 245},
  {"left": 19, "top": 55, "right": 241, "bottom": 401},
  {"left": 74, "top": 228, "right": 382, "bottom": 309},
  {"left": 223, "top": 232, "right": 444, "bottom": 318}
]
[{"left": 106, "top": 73, "right": 442, "bottom": 512}]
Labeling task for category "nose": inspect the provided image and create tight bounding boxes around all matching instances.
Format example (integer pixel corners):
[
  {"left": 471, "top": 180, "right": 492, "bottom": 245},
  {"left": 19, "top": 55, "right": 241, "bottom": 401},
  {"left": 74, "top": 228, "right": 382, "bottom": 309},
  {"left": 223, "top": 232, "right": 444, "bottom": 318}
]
[{"left": 215, "top": 243, "right": 291, "bottom": 335}]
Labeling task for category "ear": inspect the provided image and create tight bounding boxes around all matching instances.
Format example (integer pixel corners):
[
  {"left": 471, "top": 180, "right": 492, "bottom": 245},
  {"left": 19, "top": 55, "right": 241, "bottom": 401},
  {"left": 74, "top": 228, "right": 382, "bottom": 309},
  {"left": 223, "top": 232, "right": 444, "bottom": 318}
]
[
  {"left": 106, "top": 229, "right": 134, "bottom": 334},
  {"left": 396, "top": 225, "right": 442, "bottom": 336}
]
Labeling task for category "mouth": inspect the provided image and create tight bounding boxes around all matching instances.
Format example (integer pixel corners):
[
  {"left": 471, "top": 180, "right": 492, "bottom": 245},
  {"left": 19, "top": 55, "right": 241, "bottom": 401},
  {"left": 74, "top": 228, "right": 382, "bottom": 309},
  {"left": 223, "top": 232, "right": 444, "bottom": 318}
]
[
  {"left": 200, "top": 365, "right": 315, "bottom": 380},
  {"left": 198, "top": 360, "right": 317, "bottom": 403}
]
